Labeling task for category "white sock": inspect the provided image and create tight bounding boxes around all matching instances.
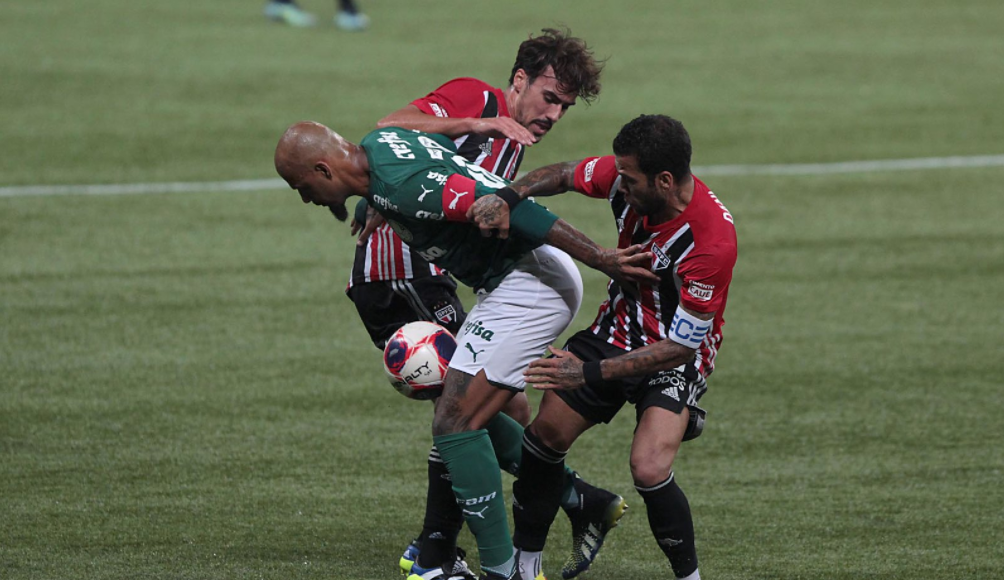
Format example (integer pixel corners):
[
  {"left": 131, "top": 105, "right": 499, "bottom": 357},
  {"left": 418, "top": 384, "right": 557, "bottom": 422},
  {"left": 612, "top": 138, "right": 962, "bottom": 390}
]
[
  {"left": 517, "top": 549, "right": 542, "bottom": 579},
  {"left": 678, "top": 569, "right": 700, "bottom": 580}
]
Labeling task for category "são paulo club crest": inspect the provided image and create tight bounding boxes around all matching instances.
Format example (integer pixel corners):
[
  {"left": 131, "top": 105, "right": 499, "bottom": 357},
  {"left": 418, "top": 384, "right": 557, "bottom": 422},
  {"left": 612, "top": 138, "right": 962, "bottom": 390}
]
[{"left": 435, "top": 304, "right": 458, "bottom": 325}]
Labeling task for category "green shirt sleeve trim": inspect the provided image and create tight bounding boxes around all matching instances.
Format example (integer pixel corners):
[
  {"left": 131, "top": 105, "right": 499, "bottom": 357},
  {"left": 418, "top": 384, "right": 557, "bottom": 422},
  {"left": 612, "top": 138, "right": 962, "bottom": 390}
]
[{"left": 509, "top": 200, "right": 559, "bottom": 244}]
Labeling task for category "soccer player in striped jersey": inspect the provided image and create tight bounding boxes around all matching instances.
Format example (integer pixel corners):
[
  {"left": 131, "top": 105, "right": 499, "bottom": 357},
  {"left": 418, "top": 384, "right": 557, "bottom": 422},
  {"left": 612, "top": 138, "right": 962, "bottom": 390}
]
[{"left": 471, "top": 115, "right": 737, "bottom": 580}]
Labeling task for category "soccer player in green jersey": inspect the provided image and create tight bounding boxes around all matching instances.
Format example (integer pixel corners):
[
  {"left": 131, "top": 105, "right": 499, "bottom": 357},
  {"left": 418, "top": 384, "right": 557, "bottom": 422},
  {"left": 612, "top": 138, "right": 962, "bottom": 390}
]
[{"left": 275, "top": 121, "right": 657, "bottom": 580}]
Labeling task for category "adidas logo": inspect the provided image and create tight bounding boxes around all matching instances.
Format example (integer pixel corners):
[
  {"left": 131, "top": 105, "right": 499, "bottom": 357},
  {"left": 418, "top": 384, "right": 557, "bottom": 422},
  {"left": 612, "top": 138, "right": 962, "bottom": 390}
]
[
  {"left": 661, "top": 386, "right": 680, "bottom": 401},
  {"left": 579, "top": 523, "right": 601, "bottom": 557}
]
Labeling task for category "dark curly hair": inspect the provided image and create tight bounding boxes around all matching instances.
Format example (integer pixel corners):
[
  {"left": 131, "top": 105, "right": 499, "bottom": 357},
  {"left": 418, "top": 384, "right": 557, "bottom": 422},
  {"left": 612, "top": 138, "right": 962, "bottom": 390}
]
[
  {"left": 508, "top": 28, "right": 604, "bottom": 103},
  {"left": 612, "top": 115, "right": 692, "bottom": 183}
]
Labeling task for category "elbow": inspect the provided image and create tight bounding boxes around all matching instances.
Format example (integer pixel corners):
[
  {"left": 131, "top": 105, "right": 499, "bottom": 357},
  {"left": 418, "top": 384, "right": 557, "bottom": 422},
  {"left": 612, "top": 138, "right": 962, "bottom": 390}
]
[{"left": 657, "top": 341, "right": 697, "bottom": 372}]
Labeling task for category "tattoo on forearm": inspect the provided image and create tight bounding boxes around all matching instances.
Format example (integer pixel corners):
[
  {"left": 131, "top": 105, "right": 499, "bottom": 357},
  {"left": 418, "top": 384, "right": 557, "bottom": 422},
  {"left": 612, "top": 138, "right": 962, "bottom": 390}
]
[
  {"left": 544, "top": 220, "right": 602, "bottom": 268},
  {"left": 473, "top": 196, "right": 505, "bottom": 223},
  {"left": 605, "top": 341, "right": 695, "bottom": 380},
  {"left": 510, "top": 161, "right": 579, "bottom": 198}
]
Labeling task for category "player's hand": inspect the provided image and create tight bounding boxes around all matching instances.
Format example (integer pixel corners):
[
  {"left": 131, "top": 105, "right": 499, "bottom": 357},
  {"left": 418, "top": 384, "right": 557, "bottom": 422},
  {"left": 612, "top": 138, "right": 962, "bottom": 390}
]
[
  {"left": 524, "top": 346, "right": 586, "bottom": 390},
  {"left": 467, "top": 194, "right": 511, "bottom": 239},
  {"left": 350, "top": 205, "right": 384, "bottom": 246},
  {"left": 600, "top": 244, "right": 659, "bottom": 286},
  {"left": 470, "top": 117, "right": 537, "bottom": 147}
]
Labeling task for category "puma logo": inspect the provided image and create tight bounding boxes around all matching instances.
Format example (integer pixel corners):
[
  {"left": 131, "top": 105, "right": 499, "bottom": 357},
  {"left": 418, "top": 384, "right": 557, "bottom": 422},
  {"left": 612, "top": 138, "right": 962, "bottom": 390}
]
[
  {"left": 448, "top": 188, "right": 469, "bottom": 210},
  {"left": 418, "top": 184, "right": 433, "bottom": 202},
  {"left": 466, "top": 343, "right": 485, "bottom": 362},
  {"left": 462, "top": 506, "right": 489, "bottom": 519}
]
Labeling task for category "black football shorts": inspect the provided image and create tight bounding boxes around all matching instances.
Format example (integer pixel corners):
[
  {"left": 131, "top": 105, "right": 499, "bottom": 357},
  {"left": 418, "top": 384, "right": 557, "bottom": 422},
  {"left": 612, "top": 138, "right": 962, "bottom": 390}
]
[
  {"left": 346, "top": 275, "right": 467, "bottom": 349},
  {"left": 555, "top": 330, "right": 708, "bottom": 437}
]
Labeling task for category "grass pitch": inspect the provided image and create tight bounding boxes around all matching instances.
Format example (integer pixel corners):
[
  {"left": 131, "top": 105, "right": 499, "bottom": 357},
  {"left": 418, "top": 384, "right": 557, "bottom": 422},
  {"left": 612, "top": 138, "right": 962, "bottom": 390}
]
[{"left": 2, "top": 1, "right": 1003, "bottom": 579}]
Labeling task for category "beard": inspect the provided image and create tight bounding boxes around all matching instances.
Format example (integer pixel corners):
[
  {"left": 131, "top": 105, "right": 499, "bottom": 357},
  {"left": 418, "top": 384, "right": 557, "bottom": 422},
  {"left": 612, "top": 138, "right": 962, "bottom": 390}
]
[{"left": 328, "top": 204, "right": 348, "bottom": 222}]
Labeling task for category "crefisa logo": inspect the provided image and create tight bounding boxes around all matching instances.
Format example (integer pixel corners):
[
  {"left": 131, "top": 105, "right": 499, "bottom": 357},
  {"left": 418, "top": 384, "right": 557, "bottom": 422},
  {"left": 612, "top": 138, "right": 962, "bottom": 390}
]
[{"left": 462, "top": 319, "right": 494, "bottom": 341}]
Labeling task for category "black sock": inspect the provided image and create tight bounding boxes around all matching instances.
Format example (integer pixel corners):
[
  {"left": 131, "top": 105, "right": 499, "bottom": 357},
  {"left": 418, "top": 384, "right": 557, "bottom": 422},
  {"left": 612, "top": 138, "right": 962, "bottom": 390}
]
[
  {"left": 416, "top": 446, "right": 463, "bottom": 569},
  {"left": 636, "top": 474, "right": 698, "bottom": 578},
  {"left": 339, "top": 0, "right": 359, "bottom": 14},
  {"left": 512, "top": 429, "right": 566, "bottom": 551}
]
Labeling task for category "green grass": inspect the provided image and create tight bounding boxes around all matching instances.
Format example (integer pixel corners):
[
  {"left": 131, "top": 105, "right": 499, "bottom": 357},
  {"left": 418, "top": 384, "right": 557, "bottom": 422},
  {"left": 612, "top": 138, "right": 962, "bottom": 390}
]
[{"left": 2, "top": 1, "right": 1003, "bottom": 579}]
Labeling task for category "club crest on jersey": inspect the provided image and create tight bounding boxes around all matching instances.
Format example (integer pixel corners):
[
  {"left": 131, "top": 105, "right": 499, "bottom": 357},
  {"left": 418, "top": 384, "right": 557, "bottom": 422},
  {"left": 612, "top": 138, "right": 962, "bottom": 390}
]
[
  {"left": 435, "top": 304, "right": 457, "bottom": 325},
  {"left": 479, "top": 140, "right": 493, "bottom": 156},
  {"left": 652, "top": 243, "right": 672, "bottom": 271}
]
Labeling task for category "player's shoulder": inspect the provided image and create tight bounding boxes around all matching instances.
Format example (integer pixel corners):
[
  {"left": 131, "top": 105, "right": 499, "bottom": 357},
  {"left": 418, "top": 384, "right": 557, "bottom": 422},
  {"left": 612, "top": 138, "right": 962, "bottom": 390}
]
[
  {"left": 435, "top": 77, "right": 494, "bottom": 92},
  {"left": 362, "top": 126, "right": 444, "bottom": 149},
  {"left": 574, "top": 155, "right": 619, "bottom": 198},
  {"left": 691, "top": 177, "right": 735, "bottom": 228},
  {"left": 687, "top": 177, "right": 737, "bottom": 257}
]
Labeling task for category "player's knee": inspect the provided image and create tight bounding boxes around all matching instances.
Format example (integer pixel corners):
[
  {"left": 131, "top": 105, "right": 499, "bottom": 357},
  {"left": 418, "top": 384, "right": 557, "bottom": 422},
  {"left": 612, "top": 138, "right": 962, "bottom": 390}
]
[
  {"left": 527, "top": 418, "right": 574, "bottom": 453},
  {"left": 630, "top": 447, "right": 676, "bottom": 488},
  {"left": 432, "top": 398, "right": 471, "bottom": 435},
  {"left": 431, "top": 411, "right": 460, "bottom": 436}
]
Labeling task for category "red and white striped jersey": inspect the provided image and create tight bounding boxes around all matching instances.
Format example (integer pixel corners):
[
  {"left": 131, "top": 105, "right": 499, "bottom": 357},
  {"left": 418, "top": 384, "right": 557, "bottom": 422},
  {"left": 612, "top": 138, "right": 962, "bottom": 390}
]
[
  {"left": 349, "top": 77, "right": 525, "bottom": 288},
  {"left": 349, "top": 222, "right": 446, "bottom": 284},
  {"left": 411, "top": 77, "right": 525, "bottom": 181},
  {"left": 573, "top": 156, "right": 738, "bottom": 377}
]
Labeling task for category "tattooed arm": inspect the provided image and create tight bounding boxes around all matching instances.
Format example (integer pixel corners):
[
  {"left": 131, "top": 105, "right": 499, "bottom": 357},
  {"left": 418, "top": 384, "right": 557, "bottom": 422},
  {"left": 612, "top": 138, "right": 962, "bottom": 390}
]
[
  {"left": 525, "top": 306, "right": 716, "bottom": 390},
  {"left": 544, "top": 219, "right": 659, "bottom": 285},
  {"left": 508, "top": 160, "right": 580, "bottom": 200},
  {"left": 467, "top": 160, "right": 582, "bottom": 238}
]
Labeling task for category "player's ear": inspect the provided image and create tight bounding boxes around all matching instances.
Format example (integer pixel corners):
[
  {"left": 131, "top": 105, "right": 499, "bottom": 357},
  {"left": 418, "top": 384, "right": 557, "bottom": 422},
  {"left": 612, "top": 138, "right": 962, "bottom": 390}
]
[
  {"left": 316, "top": 162, "right": 333, "bottom": 179},
  {"left": 656, "top": 171, "right": 675, "bottom": 193},
  {"left": 512, "top": 69, "right": 528, "bottom": 93}
]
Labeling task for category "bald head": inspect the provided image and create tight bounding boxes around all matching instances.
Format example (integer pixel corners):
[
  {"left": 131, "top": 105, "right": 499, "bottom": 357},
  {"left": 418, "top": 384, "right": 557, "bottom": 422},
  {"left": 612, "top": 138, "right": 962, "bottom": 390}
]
[
  {"left": 274, "top": 121, "right": 345, "bottom": 181},
  {"left": 274, "top": 121, "right": 369, "bottom": 222}
]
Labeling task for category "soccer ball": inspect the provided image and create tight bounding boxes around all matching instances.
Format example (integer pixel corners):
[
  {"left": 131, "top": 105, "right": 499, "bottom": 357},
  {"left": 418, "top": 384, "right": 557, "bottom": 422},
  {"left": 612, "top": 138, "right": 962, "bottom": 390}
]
[{"left": 383, "top": 321, "right": 457, "bottom": 400}]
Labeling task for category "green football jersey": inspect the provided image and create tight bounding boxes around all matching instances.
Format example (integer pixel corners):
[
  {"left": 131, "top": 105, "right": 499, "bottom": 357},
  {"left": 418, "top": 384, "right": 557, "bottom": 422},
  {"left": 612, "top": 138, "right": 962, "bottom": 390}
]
[{"left": 360, "top": 127, "right": 559, "bottom": 292}]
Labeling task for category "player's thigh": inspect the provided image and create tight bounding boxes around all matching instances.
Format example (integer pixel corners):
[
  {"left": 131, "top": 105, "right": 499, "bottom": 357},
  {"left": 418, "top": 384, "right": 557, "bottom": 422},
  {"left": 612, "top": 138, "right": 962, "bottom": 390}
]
[
  {"left": 502, "top": 392, "right": 532, "bottom": 427},
  {"left": 630, "top": 405, "right": 689, "bottom": 486},
  {"left": 550, "top": 330, "right": 633, "bottom": 427},
  {"left": 433, "top": 368, "right": 516, "bottom": 435},
  {"left": 450, "top": 246, "right": 581, "bottom": 391},
  {"left": 528, "top": 389, "right": 595, "bottom": 452},
  {"left": 346, "top": 282, "right": 415, "bottom": 349}
]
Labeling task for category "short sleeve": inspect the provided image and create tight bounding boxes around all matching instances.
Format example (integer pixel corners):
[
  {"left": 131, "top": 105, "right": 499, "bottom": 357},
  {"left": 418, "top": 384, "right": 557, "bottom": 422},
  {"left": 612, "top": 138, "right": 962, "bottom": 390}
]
[
  {"left": 410, "top": 78, "right": 493, "bottom": 120},
  {"left": 677, "top": 243, "right": 736, "bottom": 314},
  {"left": 573, "top": 156, "right": 619, "bottom": 199}
]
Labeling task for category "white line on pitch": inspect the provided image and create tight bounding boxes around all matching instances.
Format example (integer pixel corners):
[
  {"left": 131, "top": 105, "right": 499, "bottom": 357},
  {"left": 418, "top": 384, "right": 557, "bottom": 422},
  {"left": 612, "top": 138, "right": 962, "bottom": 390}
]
[
  {"left": 694, "top": 155, "right": 1004, "bottom": 176},
  {"left": 0, "top": 179, "right": 289, "bottom": 198},
  {"left": 2, "top": 154, "right": 1003, "bottom": 198}
]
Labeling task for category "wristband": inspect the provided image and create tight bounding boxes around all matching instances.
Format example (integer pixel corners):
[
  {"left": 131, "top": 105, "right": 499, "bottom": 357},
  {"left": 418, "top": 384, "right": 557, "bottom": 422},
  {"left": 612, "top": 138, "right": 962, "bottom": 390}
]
[
  {"left": 582, "top": 360, "right": 606, "bottom": 388},
  {"left": 668, "top": 305, "right": 713, "bottom": 349},
  {"left": 495, "top": 187, "right": 522, "bottom": 209}
]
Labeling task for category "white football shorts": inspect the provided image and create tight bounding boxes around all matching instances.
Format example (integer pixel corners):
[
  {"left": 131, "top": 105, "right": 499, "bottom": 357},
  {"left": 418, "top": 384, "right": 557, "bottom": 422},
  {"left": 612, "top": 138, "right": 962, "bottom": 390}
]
[{"left": 448, "top": 244, "right": 583, "bottom": 391}]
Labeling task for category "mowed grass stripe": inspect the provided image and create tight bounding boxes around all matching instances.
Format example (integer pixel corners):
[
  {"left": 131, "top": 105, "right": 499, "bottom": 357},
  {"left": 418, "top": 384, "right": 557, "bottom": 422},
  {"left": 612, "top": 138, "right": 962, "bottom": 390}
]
[{"left": 2, "top": 154, "right": 1003, "bottom": 197}]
